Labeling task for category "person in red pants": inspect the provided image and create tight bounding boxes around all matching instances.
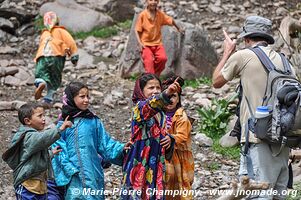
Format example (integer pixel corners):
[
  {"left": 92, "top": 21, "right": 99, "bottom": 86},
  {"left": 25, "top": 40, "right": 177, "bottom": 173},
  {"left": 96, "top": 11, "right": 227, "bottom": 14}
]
[{"left": 135, "top": 0, "right": 184, "bottom": 77}]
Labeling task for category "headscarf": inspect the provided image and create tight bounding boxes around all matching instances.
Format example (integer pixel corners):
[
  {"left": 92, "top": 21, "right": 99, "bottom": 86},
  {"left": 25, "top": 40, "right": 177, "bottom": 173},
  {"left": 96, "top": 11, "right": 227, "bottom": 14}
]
[
  {"left": 61, "top": 82, "right": 96, "bottom": 121},
  {"left": 43, "top": 11, "right": 59, "bottom": 31},
  {"left": 132, "top": 73, "right": 161, "bottom": 104}
]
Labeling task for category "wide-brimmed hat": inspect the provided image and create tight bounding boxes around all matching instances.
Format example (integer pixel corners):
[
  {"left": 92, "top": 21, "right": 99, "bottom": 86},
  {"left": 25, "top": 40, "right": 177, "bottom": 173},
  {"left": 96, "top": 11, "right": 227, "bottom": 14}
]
[{"left": 238, "top": 16, "right": 274, "bottom": 44}]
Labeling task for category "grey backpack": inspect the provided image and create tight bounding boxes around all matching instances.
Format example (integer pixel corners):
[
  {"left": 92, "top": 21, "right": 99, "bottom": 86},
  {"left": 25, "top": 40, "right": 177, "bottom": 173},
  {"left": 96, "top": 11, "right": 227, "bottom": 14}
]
[{"left": 246, "top": 46, "right": 301, "bottom": 155}]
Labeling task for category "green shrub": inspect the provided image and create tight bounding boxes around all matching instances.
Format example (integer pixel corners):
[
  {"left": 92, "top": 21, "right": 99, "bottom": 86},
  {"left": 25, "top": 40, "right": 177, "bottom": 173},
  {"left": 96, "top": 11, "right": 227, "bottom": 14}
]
[
  {"left": 198, "top": 94, "right": 237, "bottom": 139},
  {"left": 286, "top": 182, "right": 301, "bottom": 200},
  {"left": 198, "top": 94, "right": 240, "bottom": 160}
]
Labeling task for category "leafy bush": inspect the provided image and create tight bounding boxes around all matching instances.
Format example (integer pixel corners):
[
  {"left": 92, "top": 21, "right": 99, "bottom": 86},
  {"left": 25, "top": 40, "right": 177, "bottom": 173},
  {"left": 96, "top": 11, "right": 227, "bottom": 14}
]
[
  {"left": 198, "top": 94, "right": 237, "bottom": 139},
  {"left": 197, "top": 94, "right": 240, "bottom": 160}
]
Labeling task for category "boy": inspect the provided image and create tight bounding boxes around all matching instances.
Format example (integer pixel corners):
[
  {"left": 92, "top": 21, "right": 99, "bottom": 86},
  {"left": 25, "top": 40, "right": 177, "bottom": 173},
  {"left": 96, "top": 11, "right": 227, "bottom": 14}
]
[
  {"left": 34, "top": 11, "right": 79, "bottom": 107},
  {"left": 2, "top": 103, "right": 72, "bottom": 199},
  {"left": 135, "top": 0, "right": 184, "bottom": 76}
]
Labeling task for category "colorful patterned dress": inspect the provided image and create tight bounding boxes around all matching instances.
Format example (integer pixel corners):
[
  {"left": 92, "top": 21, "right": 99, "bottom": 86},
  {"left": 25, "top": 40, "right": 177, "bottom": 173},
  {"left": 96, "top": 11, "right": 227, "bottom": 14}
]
[{"left": 122, "top": 93, "right": 171, "bottom": 200}]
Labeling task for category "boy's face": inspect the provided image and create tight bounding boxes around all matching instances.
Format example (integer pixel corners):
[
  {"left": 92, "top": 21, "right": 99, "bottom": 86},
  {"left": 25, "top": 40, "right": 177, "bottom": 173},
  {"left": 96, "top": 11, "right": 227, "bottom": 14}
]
[
  {"left": 24, "top": 107, "right": 46, "bottom": 131},
  {"left": 147, "top": 0, "right": 159, "bottom": 10}
]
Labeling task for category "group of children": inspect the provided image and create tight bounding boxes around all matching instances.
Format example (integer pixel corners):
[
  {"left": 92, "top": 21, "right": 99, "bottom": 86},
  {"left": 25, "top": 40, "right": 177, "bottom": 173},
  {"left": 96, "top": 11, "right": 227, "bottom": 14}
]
[{"left": 2, "top": 0, "right": 195, "bottom": 199}]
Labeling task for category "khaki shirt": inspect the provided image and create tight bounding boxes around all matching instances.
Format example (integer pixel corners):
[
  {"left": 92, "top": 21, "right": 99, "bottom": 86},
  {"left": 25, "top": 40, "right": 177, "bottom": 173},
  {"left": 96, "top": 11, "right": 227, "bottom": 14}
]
[{"left": 221, "top": 45, "right": 294, "bottom": 143}]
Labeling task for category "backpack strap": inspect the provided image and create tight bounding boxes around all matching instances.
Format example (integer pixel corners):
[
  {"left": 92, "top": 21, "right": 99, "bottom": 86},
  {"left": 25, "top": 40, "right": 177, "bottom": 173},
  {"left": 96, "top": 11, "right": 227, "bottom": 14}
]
[
  {"left": 250, "top": 46, "right": 292, "bottom": 75},
  {"left": 279, "top": 53, "right": 292, "bottom": 74},
  {"left": 250, "top": 46, "right": 275, "bottom": 72}
]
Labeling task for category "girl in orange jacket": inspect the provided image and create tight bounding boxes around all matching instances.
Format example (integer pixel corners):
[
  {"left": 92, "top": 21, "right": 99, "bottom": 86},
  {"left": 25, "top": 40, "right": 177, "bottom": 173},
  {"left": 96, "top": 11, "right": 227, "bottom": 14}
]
[
  {"left": 163, "top": 76, "right": 194, "bottom": 200},
  {"left": 34, "top": 11, "right": 78, "bottom": 106}
]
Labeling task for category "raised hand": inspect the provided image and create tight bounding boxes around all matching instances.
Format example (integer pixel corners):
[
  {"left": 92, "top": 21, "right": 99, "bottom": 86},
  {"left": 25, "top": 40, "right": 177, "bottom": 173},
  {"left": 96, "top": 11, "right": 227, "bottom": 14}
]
[
  {"left": 165, "top": 77, "right": 181, "bottom": 96},
  {"left": 223, "top": 30, "right": 237, "bottom": 57},
  {"left": 59, "top": 115, "right": 73, "bottom": 131}
]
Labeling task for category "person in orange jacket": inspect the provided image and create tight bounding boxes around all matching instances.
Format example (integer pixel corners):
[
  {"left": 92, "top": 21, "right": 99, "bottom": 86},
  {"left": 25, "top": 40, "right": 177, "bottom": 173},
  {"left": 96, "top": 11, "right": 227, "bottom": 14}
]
[
  {"left": 34, "top": 11, "right": 78, "bottom": 107},
  {"left": 135, "top": 0, "right": 184, "bottom": 77},
  {"left": 163, "top": 76, "right": 194, "bottom": 200}
]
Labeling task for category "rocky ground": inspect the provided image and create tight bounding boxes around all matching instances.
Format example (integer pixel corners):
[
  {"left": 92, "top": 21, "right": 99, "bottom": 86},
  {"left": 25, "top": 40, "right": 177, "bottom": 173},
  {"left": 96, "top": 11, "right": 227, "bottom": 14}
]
[{"left": 0, "top": 0, "right": 301, "bottom": 199}]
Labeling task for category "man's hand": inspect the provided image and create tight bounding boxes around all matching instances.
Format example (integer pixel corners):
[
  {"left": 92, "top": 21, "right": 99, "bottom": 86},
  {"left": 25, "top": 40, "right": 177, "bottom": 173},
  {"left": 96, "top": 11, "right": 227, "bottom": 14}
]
[
  {"left": 59, "top": 115, "right": 73, "bottom": 131},
  {"left": 223, "top": 30, "right": 237, "bottom": 57}
]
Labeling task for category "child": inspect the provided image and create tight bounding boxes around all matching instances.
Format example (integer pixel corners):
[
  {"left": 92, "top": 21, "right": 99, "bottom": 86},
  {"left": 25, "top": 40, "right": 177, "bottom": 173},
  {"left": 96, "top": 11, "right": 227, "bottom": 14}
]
[
  {"left": 135, "top": 0, "right": 184, "bottom": 76},
  {"left": 2, "top": 103, "right": 72, "bottom": 199},
  {"left": 122, "top": 73, "right": 181, "bottom": 200},
  {"left": 34, "top": 11, "right": 79, "bottom": 106},
  {"left": 163, "top": 76, "right": 194, "bottom": 200},
  {"left": 51, "top": 82, "right": 131, "bottom": 200}
]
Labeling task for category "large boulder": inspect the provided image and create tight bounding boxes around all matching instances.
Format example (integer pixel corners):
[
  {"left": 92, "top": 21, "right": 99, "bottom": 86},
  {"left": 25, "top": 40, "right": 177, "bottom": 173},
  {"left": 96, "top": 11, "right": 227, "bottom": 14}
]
[
  {"left": 98, "top": 0, "right": 137, "bottom": 22},
  {"left": 119, "top": 10, "right": 218, "bottom": 79},
  {"left": 40, "top": 0, "right": 113, "bottom": 33}
]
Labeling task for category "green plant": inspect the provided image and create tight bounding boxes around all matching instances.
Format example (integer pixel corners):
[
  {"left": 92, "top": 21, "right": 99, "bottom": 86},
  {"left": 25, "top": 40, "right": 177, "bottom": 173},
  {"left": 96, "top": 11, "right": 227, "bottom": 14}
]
[
  {"left": 286, "top": 182, "right": 301, "bottom": 200},
  {"left": 198, "top": 94, "right": 237, "bottom": 139},
  {"left": 212, "top": 140, "right": 240, "bottom": 160},
  {"left": 184, "top": 77, "right": 212, "bottom": 88},
  {"left": 71, "top": 20, "right": 132, "bottom": 40},
  {"left": 206, "top": 161, "right": 221, "bottom": 171}
]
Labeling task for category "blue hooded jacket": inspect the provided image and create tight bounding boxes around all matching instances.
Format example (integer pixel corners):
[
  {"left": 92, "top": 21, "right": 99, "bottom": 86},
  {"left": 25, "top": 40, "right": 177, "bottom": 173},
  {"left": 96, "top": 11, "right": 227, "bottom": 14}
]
[{"left": 51, "top": 117, "right": 125, "bottom": 200}]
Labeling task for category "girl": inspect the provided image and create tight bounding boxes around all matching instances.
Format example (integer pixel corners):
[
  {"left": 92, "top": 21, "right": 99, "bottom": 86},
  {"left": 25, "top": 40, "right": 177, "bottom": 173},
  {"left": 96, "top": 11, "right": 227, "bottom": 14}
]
[
  {"left": 163, "top": 76, "right": 194, "bottom": 200},
  {"left": 122, "top": 73, "right": 181, "bottom": 200},
  {"left": 34, "top": 11, "right": 79, "bottom": 106},
  {"left": 51, "top": 82, "right": 131, "bottom": 200}
]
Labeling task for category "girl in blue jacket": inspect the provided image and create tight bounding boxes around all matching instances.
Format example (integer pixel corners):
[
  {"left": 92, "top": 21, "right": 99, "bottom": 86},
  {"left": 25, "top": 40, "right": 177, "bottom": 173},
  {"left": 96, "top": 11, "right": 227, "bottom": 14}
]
[{"left": 51, "top": 82, "right": 131, "bottom": 200}]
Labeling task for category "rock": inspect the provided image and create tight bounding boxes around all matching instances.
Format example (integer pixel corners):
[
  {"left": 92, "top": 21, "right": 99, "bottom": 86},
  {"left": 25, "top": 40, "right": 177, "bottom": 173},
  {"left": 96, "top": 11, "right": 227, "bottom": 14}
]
[
  {"left": 0, "top": 45, "right": 19, "bottom": 54},
  {"left": 194, "top": 133, "right": 213, "bottom": 147},
  {"left": 0, "top": 101, "right": 12, "bottom": 110},
  {"left": 13, "top": 67, "right": 30, "bottom": 81},
  {"left": 76, "top": 49, "right": 94, "bottom": 69},
  {"left": 119, "top": 12, "right": 218, "bottom": 79},
  {"left": 4, "top": 75, "right": 21, "bottom": 86},
  {"left": 219, "top": 131, "right": 239, "bottom": 148},
  {"left": 40, "top": 0, "right": 113, "bottom": 32}
]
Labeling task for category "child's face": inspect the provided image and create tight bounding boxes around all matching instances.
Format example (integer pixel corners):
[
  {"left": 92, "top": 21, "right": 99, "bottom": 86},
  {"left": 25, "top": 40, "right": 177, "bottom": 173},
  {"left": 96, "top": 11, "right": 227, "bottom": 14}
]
[
  {"left": 25, "top": 107, "right": 46, "bottom": 131},
  {"left": 165, "top": 92, "right": 179, "bottom": 111},
  {"left": 143, "top": 79, "right": 161, "bottom": 98},
  {"left": 147, "top": 0, "right": 159, "bottom": 10},
  {"left": 74, "top": 87, "right": 90, "bottom": 111}
]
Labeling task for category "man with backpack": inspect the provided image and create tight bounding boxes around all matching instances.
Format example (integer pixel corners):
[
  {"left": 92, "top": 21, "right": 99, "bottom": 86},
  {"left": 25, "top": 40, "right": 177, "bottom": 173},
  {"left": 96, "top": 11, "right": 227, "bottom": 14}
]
[{"left": 212, "top": 16, "right": 296, "bottom": 199}]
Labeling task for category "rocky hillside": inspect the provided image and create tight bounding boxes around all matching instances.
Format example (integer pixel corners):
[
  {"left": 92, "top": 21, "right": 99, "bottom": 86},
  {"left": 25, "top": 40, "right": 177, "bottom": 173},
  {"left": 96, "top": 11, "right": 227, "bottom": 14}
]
[{"left": 0, "top": 0, "right": 301, "bottom": 199}]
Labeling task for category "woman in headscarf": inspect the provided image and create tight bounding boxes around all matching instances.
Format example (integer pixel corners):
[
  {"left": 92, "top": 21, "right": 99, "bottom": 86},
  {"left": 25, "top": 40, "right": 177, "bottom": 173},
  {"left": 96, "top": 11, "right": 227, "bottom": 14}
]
[{"left": 34, "top": 11, "right": 79, "bottom": 107}]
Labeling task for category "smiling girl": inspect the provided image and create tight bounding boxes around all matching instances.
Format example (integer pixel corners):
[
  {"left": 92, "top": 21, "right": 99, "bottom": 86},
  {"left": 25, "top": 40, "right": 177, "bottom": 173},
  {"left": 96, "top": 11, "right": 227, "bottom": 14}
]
[{"left": 51, "top": 82, "right": 131, "bottom": 200}]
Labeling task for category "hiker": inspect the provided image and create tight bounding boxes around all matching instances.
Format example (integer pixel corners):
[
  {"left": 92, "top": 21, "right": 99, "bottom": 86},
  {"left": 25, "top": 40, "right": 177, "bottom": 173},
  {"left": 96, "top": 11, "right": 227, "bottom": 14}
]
[
  {"left": 2, "top": 103, "right": 72, "bottom": 199},
  {"left": 135, "top": 0, "right": 184, "bottom": 77},
  {"left": 51, "top": 82, "right": 132, "bottom": 200},
  {"left": 212, "top": 16, "right": 295, "bottom": 199},
  {"left": 34, "top": 11, "right": 79, "bottom": 107},
  {"left": 121, "top": 73, "right": 181, "bottom": 200},
  {"left": 163, "top": 76, "right": 194, "bottom": 200}
]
